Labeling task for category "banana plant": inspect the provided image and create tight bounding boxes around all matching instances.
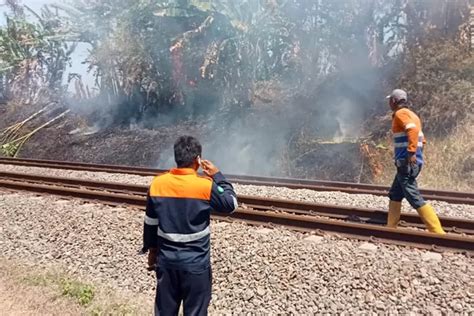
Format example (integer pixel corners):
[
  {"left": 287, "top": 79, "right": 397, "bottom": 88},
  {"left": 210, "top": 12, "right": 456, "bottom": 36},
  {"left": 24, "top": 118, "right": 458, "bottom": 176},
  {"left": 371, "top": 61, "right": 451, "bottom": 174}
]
[{"left": 0, "top": 5, "right": 77, "bottom": 103}]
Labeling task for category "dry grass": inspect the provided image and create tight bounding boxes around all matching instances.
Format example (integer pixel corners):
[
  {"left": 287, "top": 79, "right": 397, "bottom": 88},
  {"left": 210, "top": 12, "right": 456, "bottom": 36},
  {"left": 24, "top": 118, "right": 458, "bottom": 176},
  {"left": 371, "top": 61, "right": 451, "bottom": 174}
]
[
  {"left": 418, "top": 122, "right": 474, "bottom": 191},
  {"left": 0, "top": 258, "right": 152, "bottom": 316},
  {"left": 373, "top": 121, "right": 473, "bottom": 191},
  {"left": 0, "top": 259, "right": 84, "bottom": 316},
  {"left": 372, "top": 39, "right": 473, "bottom": 192}
]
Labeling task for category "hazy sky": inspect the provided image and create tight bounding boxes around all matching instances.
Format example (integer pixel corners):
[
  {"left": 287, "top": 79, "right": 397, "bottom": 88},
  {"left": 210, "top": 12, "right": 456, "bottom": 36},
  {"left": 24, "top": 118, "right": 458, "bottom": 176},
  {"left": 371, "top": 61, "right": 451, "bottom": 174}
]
[{"left": 0, "top": 0, "right": 58, "bottom": 24}]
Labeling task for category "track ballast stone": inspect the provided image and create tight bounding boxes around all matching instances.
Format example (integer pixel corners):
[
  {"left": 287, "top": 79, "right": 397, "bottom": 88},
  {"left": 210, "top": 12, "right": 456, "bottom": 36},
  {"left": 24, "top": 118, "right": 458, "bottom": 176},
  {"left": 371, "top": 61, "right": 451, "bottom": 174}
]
[
  {"left": 0, "top": 163, "right": 472, "bottom": 220},
  {"left": 0, "top": 192, "right": 472, "bottom": 314}
]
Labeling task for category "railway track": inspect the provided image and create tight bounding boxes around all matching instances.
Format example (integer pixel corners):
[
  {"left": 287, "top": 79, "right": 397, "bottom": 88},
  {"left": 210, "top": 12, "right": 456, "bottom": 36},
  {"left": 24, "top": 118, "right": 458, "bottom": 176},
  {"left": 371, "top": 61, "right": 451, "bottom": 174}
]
[
  {"left": 0, "top": 157, "right": 473, "bottom": 205},
  {"left": 0, "top": 170, "right": 473, "bottom": 253}
]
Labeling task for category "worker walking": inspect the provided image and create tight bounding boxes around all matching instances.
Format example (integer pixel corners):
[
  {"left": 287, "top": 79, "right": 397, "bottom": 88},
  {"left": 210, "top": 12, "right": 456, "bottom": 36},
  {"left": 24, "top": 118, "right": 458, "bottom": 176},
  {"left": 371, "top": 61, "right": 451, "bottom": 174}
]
[
  {"left": 385, "top": 89, "right": 445, "bottom": 234},
  {"left": 142, "top": 136, "right": 238, "bottom": 316}
]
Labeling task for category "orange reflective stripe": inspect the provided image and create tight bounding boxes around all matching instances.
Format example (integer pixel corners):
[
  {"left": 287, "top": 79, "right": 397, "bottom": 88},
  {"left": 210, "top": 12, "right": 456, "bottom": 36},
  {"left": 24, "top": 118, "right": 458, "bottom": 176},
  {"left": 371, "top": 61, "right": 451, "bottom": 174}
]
[{"left": 149, "top": 172, "right": 212, "bottom": 200}]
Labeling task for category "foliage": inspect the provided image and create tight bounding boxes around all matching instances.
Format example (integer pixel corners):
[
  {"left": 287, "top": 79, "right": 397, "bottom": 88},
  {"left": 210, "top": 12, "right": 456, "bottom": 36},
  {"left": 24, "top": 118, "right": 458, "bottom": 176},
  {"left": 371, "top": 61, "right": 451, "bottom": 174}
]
[
  {"left": 60, "top": 278, "right": 95, "bottom": 306},
  {"left": 0, "top": 0, "right": 471, "bottom": 131},
  {"left": 395, "top": 40, "right": 473, "bottom": 135},
  {"left": 0, "top": 5, "right": 76, "bottom": 104}
]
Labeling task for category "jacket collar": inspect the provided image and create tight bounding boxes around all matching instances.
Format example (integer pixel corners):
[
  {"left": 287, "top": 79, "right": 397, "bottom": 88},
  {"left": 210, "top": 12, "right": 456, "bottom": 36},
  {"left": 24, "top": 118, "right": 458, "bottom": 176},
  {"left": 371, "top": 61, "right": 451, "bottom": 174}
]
[{"left": 169, "top": 168, "right": 197, "bottom": 175}]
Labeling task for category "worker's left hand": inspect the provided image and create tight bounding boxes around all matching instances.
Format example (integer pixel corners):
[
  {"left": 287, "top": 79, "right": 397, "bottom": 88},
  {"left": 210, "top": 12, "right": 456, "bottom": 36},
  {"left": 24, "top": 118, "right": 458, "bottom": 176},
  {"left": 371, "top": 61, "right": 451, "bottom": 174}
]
[{"left": 147, "top": 248, "right": 157, "bottom": 271}]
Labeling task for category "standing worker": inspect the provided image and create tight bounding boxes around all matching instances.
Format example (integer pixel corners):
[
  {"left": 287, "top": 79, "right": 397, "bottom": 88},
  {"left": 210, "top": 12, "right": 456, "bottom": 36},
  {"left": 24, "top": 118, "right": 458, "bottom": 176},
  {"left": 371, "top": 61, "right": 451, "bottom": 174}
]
[
  {"left": 385, "top": 89, "right": 445, "bottom": 234},
  {"left": 142, "top": 135, "right": 238, "bottom": 316}
]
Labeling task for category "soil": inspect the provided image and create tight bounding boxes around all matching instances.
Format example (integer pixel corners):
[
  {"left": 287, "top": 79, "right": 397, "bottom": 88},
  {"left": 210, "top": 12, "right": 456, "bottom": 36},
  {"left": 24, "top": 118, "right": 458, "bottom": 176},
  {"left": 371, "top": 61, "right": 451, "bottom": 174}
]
[
  {"left": 19, "top": 124, "right": 203, "bottom": 166},
  {"left": 1, "top": 102, "right": 204, "bottom": 166},
  {"left": 1, "top": 102, "right": 366, "bottom": 181},
  {"left": 0, "top": 258, "right": 152, "bottom": 315},
  {"left": 291, "top": 142, "right": 366, "bottom": 182}
]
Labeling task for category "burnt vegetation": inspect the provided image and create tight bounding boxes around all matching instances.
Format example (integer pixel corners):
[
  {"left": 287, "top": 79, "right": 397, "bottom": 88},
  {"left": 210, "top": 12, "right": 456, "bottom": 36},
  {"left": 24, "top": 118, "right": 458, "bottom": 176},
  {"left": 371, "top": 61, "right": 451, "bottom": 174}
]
[{"left": 0, "top": 0, "right": 472, "bottom": 185}]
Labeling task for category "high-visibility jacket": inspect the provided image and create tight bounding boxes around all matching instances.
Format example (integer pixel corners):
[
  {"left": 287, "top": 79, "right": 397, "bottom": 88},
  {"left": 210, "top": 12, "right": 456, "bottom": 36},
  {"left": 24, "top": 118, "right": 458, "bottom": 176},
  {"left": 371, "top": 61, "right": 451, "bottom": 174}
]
[
  {"left": 392, "top": 107, "right": 426, "bottom": 165},
  {"left": 143, "top": 168, "right": 237, "bottom": 272}
]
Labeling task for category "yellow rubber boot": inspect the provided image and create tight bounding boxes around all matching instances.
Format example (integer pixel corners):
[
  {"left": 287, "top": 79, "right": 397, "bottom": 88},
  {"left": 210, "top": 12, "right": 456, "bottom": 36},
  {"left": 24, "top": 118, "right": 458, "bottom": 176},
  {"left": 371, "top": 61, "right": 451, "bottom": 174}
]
[
  {"left": 416, "top": 204, "right": 446, "bottom": 234},
  {"left": 387, "top": 200, "right": 402, "bottom": 228}
]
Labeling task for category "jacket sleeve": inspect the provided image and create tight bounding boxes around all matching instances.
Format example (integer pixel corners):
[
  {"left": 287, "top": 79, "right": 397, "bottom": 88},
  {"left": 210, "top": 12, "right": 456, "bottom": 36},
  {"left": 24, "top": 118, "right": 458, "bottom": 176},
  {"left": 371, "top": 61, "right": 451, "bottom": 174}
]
[
  {"left": 395, "top": 111, "right": 419, "bottom": 153},
  {"left": 209, "top": 172, "right": 238, "bottom": 214},
  {"left": 142, "top": 191, "right": 159, "bottom": 252}
]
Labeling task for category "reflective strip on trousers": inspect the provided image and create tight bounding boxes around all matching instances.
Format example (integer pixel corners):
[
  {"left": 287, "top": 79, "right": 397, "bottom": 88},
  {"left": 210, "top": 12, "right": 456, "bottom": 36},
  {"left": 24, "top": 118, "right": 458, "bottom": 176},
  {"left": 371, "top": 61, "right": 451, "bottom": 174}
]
[{"left": 158, "top": 226, "right": 210, "bottom": 243}]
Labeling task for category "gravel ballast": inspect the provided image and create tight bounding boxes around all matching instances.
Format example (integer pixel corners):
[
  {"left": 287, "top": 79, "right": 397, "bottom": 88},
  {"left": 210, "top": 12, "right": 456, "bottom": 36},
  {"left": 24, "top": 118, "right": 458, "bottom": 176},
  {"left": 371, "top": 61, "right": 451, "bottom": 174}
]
[
  {"left": 0, "top": 163, "right": 472, "bottom": 220},
  {"left": 0, "top": 192, "right": 473, "bottom": 314}
]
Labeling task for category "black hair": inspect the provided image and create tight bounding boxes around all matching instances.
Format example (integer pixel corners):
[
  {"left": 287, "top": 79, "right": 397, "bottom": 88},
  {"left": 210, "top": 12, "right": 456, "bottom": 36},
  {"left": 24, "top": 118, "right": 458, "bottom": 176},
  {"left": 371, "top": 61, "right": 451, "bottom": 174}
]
[
  {"left": 394, "top": 98, "right": 410, "bottom": 108},
  {"left": 174, "top": 136, "right": 202, "bottom": 168},
  {"left": 395, "top": 98, "right": 407, "bottom": 105}
]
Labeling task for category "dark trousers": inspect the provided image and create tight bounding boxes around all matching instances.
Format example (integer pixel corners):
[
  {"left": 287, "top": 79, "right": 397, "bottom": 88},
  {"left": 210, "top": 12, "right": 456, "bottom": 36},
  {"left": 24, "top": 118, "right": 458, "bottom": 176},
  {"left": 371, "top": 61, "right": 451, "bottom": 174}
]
[
  {"left": 155, "top": 266, "right": 212, "bottom": 316},
  {"left": 388, "top": 163, "right": 426, "bottom": 209}
]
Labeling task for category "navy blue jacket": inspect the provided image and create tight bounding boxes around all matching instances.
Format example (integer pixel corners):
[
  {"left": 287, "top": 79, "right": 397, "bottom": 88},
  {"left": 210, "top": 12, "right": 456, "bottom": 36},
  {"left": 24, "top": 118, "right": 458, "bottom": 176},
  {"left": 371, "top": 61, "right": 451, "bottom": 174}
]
[{"left": 143, "top": 168, "right": 237, "bottom": 272}]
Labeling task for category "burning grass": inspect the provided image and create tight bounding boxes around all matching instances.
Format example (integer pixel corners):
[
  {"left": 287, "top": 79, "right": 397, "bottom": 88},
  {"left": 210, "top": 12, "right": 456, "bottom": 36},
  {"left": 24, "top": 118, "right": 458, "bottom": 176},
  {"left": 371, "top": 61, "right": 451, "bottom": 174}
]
[{"left": 372, "top": 121, "right": 473, "bottom": 191}]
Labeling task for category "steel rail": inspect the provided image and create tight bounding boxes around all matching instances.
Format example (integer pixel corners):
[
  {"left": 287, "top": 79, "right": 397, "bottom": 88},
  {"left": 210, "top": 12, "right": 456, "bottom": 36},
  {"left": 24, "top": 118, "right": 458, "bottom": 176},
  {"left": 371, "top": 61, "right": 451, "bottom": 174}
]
[
  {"left": 0, "top": 178, "right": 473, "bottom": 254},
  {"left": 0, "top": 157, "right": 472, "bottom": 205},
  {"left": 1, "top": 171, "right": 473, "bottom": 234}
]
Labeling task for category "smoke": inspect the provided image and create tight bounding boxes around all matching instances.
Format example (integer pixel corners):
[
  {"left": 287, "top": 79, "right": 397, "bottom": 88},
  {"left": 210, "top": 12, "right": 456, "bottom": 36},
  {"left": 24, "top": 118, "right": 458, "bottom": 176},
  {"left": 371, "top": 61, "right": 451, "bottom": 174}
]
[
  {"left": 195, "top": 113, "right": 290, "bottom": 176},
  {"left": 154, "top": 106, "right": 290, "bottom": 176},
  {"left": 3, "top": 0, "right": 468, "bottom": 179}
]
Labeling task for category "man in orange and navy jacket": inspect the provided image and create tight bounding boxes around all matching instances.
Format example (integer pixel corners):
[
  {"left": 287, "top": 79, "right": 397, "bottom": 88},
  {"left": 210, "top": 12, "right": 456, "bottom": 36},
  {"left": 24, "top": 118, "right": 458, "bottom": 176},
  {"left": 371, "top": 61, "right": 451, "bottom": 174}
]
[
  {"left": 142, "top": 136, "right": 238, "bottom": 316},
  {"left": 386, "top": 89, "right": 445, "bottom": 234}
]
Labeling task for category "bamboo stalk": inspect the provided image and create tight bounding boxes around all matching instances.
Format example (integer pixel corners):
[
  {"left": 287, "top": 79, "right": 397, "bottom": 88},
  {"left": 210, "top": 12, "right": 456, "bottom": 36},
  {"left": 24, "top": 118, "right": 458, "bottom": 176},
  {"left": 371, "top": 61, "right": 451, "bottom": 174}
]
[
  {"left": 1, "top": 110, "right": 69, "bottom": 157},
  {"left": 0, "top": 105, "right": 50, "bottom": 143}
]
